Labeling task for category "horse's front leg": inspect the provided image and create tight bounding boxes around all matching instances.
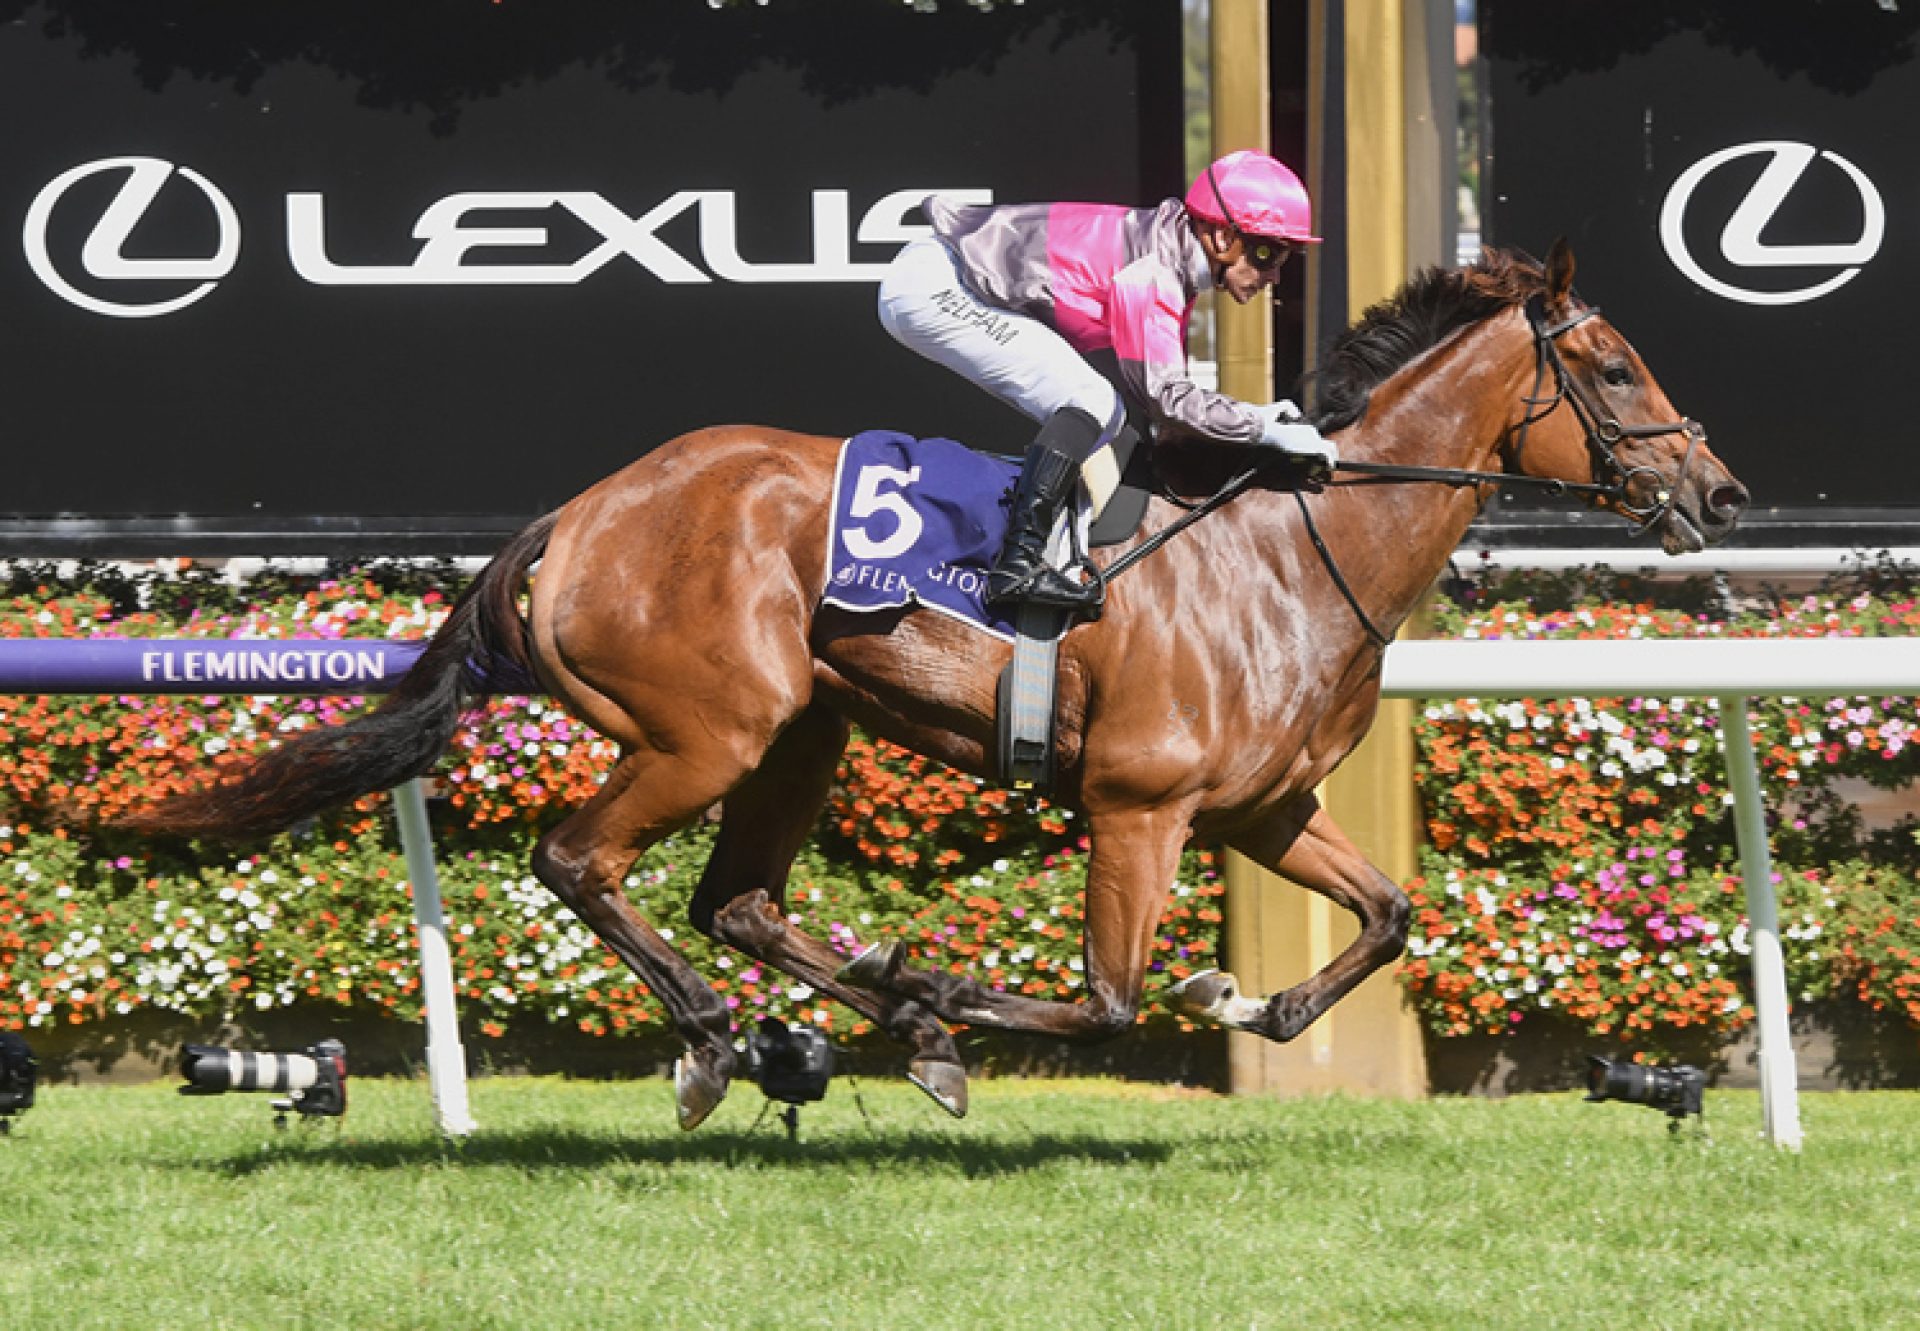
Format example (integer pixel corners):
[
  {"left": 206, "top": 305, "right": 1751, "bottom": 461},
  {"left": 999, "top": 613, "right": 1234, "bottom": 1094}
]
[
  {"left": 1172, "top": 795, "right": 1411, "bottom": 1042},
  {"left": 837, "top": 805, "right": 1191, "bottom": 1042}
]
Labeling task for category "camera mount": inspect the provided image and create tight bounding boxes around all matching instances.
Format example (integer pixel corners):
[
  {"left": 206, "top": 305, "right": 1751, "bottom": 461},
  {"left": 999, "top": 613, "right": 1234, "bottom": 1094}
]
[{"left": 743, "top": 1016, "right": 838, "bottom": 1141}]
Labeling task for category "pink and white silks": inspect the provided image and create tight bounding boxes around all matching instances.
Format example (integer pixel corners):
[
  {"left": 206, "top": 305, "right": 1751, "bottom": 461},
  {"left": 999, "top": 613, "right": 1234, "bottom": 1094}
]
[{"left": 877, "top": 195, "right": 1269, "bottom": 516}]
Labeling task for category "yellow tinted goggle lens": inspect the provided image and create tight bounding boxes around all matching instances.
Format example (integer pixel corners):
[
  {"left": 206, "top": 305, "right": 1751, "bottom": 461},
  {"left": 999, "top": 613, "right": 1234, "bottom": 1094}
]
[{"left": 1246, "top": 238, "right": 1290, "bottom": 269}]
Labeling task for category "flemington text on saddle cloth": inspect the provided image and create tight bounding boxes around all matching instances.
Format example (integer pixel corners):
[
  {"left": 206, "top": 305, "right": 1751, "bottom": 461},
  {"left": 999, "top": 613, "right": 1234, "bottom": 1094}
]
[{"left": 825, "top": 431, "right": 1081, "bottom": 643}]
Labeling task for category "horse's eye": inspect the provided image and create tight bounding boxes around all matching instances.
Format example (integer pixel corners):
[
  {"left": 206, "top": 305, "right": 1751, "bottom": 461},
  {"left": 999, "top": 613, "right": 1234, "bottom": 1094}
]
[{"left": 1601, "top": 364, "right": 1634, "bottom": 388}]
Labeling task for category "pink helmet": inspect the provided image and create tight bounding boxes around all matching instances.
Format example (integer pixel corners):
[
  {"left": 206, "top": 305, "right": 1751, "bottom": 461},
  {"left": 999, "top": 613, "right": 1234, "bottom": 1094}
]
[{"left": 1185, "top": 150, "right": 1321, "bottom": 245}]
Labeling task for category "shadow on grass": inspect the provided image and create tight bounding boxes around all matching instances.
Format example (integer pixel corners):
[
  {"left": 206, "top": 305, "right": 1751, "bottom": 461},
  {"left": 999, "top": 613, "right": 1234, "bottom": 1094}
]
[{"left": 186, "top": 1124, "right": 1182, "bottom": 1179}]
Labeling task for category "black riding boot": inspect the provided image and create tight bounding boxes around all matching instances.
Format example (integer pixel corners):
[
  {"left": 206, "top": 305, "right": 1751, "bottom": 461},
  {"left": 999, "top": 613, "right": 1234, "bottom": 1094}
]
[{"left": 986, "top": 441, "right": 1104, "bottom": 617}]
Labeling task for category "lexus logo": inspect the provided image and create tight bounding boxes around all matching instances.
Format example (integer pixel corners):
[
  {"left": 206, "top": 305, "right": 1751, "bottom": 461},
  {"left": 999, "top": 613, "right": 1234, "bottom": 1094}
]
[
  {"left": 1659, "top": 141, "right": 1884, "bottom": 307},
  {"left": 24, "top": 156, "right": 241, "bottom": 318},
  {"left": 22, "top": 155, "right": 985, "bottom": 319}
]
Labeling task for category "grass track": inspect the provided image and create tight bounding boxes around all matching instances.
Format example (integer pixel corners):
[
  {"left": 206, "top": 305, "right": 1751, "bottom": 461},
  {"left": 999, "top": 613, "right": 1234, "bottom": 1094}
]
[{"left": 2, "top": 1078, "right": 1916, "bottom": 1330}]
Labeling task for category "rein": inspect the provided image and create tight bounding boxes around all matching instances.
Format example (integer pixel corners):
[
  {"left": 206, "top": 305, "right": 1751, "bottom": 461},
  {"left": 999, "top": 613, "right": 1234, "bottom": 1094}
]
[
  {"left": 1329, "top": 458, "right": 1612, "bottom": 500},
  {"left": 1101, "top": 295, "right": 1706, "bottom": 650}
]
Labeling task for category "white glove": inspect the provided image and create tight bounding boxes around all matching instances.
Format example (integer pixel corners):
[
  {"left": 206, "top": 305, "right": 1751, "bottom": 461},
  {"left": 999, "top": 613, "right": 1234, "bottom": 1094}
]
[
  {"left": 1254, "top": 399, "right": 1305, "bottom": 427},
  {"left": 1257, "top": 418, "right": 1339, "bottom": 476}
]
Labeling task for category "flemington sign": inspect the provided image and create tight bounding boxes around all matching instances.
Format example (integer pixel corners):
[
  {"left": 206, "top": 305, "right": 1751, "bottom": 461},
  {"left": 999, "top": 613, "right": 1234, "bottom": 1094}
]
[
  {"left": 0, "top": 1, "right": 1179, "bottom": 554},
  {"left": 1483, "top": 3, "right": 1920, "bottom": 547},
  {"left": 0, "top": 640, "right": 422, "bottom": 693}
]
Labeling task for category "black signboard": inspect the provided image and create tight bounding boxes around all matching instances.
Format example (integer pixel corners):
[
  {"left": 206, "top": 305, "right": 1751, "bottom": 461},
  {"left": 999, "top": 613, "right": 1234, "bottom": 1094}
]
[
  {"left": 1483, "top": 2, "right": 1920, "bottom": 547},
  {"left": 0, "top": 1, "right": 1180, "bottom": 554}
]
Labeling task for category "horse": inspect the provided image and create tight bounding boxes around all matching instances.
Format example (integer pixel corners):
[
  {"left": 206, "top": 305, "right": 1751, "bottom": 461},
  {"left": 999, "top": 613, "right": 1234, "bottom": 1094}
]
[{"left": 124, "top": 241, "right": 1749, "bottom": 1129}]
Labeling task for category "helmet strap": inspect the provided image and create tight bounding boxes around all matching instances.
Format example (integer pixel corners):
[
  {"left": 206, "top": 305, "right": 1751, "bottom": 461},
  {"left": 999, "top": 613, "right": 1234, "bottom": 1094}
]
[
  {"left": 1202, "top": 162, "right": 1253, "bottom": 288},
  {"left": 1205, "top": 163, "right": 1245, "bottom": 235}
]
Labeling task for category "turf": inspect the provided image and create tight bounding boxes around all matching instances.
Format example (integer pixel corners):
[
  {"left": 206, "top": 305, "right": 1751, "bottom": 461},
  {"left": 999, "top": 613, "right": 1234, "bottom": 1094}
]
[{"left": 2, "top": 1077, "right": 1915, "bottom": 1330}]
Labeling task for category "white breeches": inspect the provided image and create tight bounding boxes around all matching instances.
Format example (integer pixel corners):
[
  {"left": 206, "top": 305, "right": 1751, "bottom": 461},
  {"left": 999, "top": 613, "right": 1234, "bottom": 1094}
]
[{"left": 878, "top": 238, "right": 1128, "bottom": 516}]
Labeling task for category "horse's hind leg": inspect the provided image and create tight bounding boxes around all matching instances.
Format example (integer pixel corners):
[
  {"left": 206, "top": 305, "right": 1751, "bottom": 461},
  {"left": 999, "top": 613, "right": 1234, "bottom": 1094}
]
[
  {"left": 690, "top": 704, "right": 970, "bottom": 1117},
  {"left": 531, "top": 750, "right": 746, "bottom": 1131},
  {"left": 838, "top": 805, "right": 1192, "bottom": 1042},
  {"left": 1172, "top": 795, "right": 1411, "bottom": 1041}
]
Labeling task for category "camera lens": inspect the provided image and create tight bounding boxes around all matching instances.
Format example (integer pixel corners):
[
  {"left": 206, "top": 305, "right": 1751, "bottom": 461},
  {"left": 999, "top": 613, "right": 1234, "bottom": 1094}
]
[
  {"left": 1588, "top": 1057, "right": 1653, "bottom": 1103},
  {"left": 179, "top": 1045, "right": 321, "bottom": 1095},
  {"left": 1585, "top": 1056, "right": 1704, "bottom": 1119}
]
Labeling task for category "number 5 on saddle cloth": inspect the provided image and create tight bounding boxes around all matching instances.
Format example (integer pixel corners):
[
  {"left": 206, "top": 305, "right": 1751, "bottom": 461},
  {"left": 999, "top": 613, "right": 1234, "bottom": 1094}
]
[{"left": 823, "top": 428, "right": 1151, "bottom": 791}]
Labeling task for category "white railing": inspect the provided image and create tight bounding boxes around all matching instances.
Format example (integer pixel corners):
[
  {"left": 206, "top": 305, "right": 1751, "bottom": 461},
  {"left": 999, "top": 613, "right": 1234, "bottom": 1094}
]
[
  {"left": 1457, "top": 547, "right": 1920, "bottom": 577},
  {"left": 1381, "top": 636, "right": 1920, "bottom": 1149}
]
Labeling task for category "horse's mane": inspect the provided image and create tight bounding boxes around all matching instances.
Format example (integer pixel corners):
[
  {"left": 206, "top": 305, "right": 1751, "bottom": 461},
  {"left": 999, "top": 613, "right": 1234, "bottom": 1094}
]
[{"left": 1309, "top": 247, "right": 1546, "bottom": 434}]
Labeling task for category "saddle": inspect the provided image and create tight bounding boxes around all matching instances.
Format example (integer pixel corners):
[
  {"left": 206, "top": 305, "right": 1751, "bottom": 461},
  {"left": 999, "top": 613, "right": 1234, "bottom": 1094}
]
[
  {"left": 1086, "top": 435, "right": 1155, "bottom": 549},
  {"left": 819, "top": 421, "right": 1152, "bottom": 794}
]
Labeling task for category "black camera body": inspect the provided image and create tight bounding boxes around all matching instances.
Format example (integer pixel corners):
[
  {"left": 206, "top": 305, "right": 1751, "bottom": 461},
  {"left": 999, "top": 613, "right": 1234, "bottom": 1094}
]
[
  {"left": 744, "top": 1017, "right": 834, "bottom": 1106},
  {"left": 0, "top": 1031, "right": 36, "bottom": 1132},
  {"left": 1585, "top": 1055, "right": 1705, "bottom": 1121},
  {"left": 178, "top": 1039, "right": 348, "bottom": 1119}
]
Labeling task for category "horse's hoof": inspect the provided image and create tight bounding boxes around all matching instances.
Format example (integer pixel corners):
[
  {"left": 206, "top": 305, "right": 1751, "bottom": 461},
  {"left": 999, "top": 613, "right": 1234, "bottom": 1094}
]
[
  {"left": 835, "top": 938, "right": 903, "bottom": 991},
  {"left": 1168, "top": 968, "right": 1239, "bottom": 1020},
  {"left": 673, "top": 1052, "right": 729, "bottom": 1132},
  {"left": 907, "top": 1058, "right": 969, "bottom": 1118},
  {"left": 1267, "top": 992, "right": 1317, "bottom": 1044}
]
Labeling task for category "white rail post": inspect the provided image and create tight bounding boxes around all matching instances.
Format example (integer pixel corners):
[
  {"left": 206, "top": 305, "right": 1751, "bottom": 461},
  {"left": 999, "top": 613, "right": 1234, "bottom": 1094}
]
[
  {"left": 1717, "top": 693, "right": 1803, "bottom": 1150},
  {"left": 393, "top": 778, "right": 477, "bottom": 1137}
]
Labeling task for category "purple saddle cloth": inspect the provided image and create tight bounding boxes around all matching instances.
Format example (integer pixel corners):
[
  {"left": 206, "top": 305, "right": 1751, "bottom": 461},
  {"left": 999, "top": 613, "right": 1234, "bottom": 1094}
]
[{"left": 824, "top": 431, "right": 1022, "bottom": 640}]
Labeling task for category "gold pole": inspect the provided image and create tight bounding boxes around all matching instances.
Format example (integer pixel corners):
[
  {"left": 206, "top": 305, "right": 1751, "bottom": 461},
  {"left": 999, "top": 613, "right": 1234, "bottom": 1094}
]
[
  {"left": 1211, "top": 0, "right": 1282, "bottom": 1098},
  {"left": 1222, "top": 0, "right": 1429, "bottom": 1100},
  {"left": 1344, "top": 0, "right": 1407, "bottom": 309},
  {"left": 1210, "top": 0, "right": 1273, "bottom": 406},
  {"left": 1310, "top": 0, "right": 1426, "bottom": 1099}
]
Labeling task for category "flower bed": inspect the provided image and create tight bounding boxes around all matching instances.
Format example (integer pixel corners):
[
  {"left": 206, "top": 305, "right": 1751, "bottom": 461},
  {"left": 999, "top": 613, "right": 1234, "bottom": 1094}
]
[
  {"left": 0, "top": 561, "right": 1224, "bottom": 1058},
  {"left": 5, "top": 558, "right": 1916, "bottom": 1083},
  {"left": 1403, "top": 565, "right": 1920, "bottom": 1063}
]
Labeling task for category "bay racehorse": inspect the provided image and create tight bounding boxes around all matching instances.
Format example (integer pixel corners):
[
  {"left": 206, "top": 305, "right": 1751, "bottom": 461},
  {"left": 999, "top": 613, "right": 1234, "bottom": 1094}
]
[{"left": 125, "top": 242, "right": 1748, "bottom": 1128}]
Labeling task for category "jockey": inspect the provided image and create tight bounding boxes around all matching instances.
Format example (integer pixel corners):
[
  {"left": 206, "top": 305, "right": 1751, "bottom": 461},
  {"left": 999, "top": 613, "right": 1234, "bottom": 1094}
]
[{"left": 877, "top": 149, "right": 1337, "bottom": 616}]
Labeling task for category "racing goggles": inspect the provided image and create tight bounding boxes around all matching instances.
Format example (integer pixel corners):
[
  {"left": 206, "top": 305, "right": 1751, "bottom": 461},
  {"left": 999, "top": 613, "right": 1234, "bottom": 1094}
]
[{"left": 1241, "top": 235, "right": 1298, "bottom": 271}]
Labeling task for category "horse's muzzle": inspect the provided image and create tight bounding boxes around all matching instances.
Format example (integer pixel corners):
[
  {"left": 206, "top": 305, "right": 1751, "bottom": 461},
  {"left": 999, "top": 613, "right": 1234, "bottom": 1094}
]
[{"left": 1662, "top": 469, "right": 1750, "bottom": 554}]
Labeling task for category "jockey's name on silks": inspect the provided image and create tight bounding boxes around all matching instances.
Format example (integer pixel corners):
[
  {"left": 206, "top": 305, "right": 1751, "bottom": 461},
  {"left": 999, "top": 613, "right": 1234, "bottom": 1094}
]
[{"left": 824, "top": 431, "right": 1025, "bottom": 641}]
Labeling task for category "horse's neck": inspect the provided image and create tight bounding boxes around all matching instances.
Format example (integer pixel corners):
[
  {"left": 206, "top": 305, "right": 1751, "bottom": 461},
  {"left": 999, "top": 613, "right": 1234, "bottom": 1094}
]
[{"left": 1307, "top": 318, "right": 1529, "bottom": 639}]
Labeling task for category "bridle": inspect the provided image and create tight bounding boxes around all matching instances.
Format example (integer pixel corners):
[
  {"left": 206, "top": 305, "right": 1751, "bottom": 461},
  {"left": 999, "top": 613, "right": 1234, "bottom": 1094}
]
[
  {"left": 1506, "top": 294, "right": 1706, "bottom": 531},
  {"left": 1101, "top": 291, "right": 1710, "bottom": 649},
  {"left": 1335, "top": 294, "right": 1705, "bottom": 525}
]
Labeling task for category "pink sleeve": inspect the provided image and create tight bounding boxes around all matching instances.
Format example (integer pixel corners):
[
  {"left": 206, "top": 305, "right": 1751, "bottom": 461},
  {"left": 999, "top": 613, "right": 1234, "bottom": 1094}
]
[{"left": 1108, "top": 260, "right": 1264, "bottom": 444}]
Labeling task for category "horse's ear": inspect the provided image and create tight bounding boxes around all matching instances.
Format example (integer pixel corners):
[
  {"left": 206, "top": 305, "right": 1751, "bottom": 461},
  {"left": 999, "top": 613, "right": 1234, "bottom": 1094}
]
[{"left": 1545, "top": 237, "right": 1576, "bottom": 310}]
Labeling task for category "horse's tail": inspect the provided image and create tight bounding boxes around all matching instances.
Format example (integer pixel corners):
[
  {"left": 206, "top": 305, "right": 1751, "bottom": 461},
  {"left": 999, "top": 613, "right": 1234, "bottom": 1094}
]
[{"left": 123, "top": 511, "right": 559, "bottom": 840}]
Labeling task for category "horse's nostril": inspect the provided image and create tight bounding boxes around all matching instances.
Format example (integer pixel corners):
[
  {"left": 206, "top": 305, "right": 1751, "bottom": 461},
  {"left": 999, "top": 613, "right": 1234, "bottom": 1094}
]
[{"left": 1709, "top": 484, "right": 1750, "bottom": 519}]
